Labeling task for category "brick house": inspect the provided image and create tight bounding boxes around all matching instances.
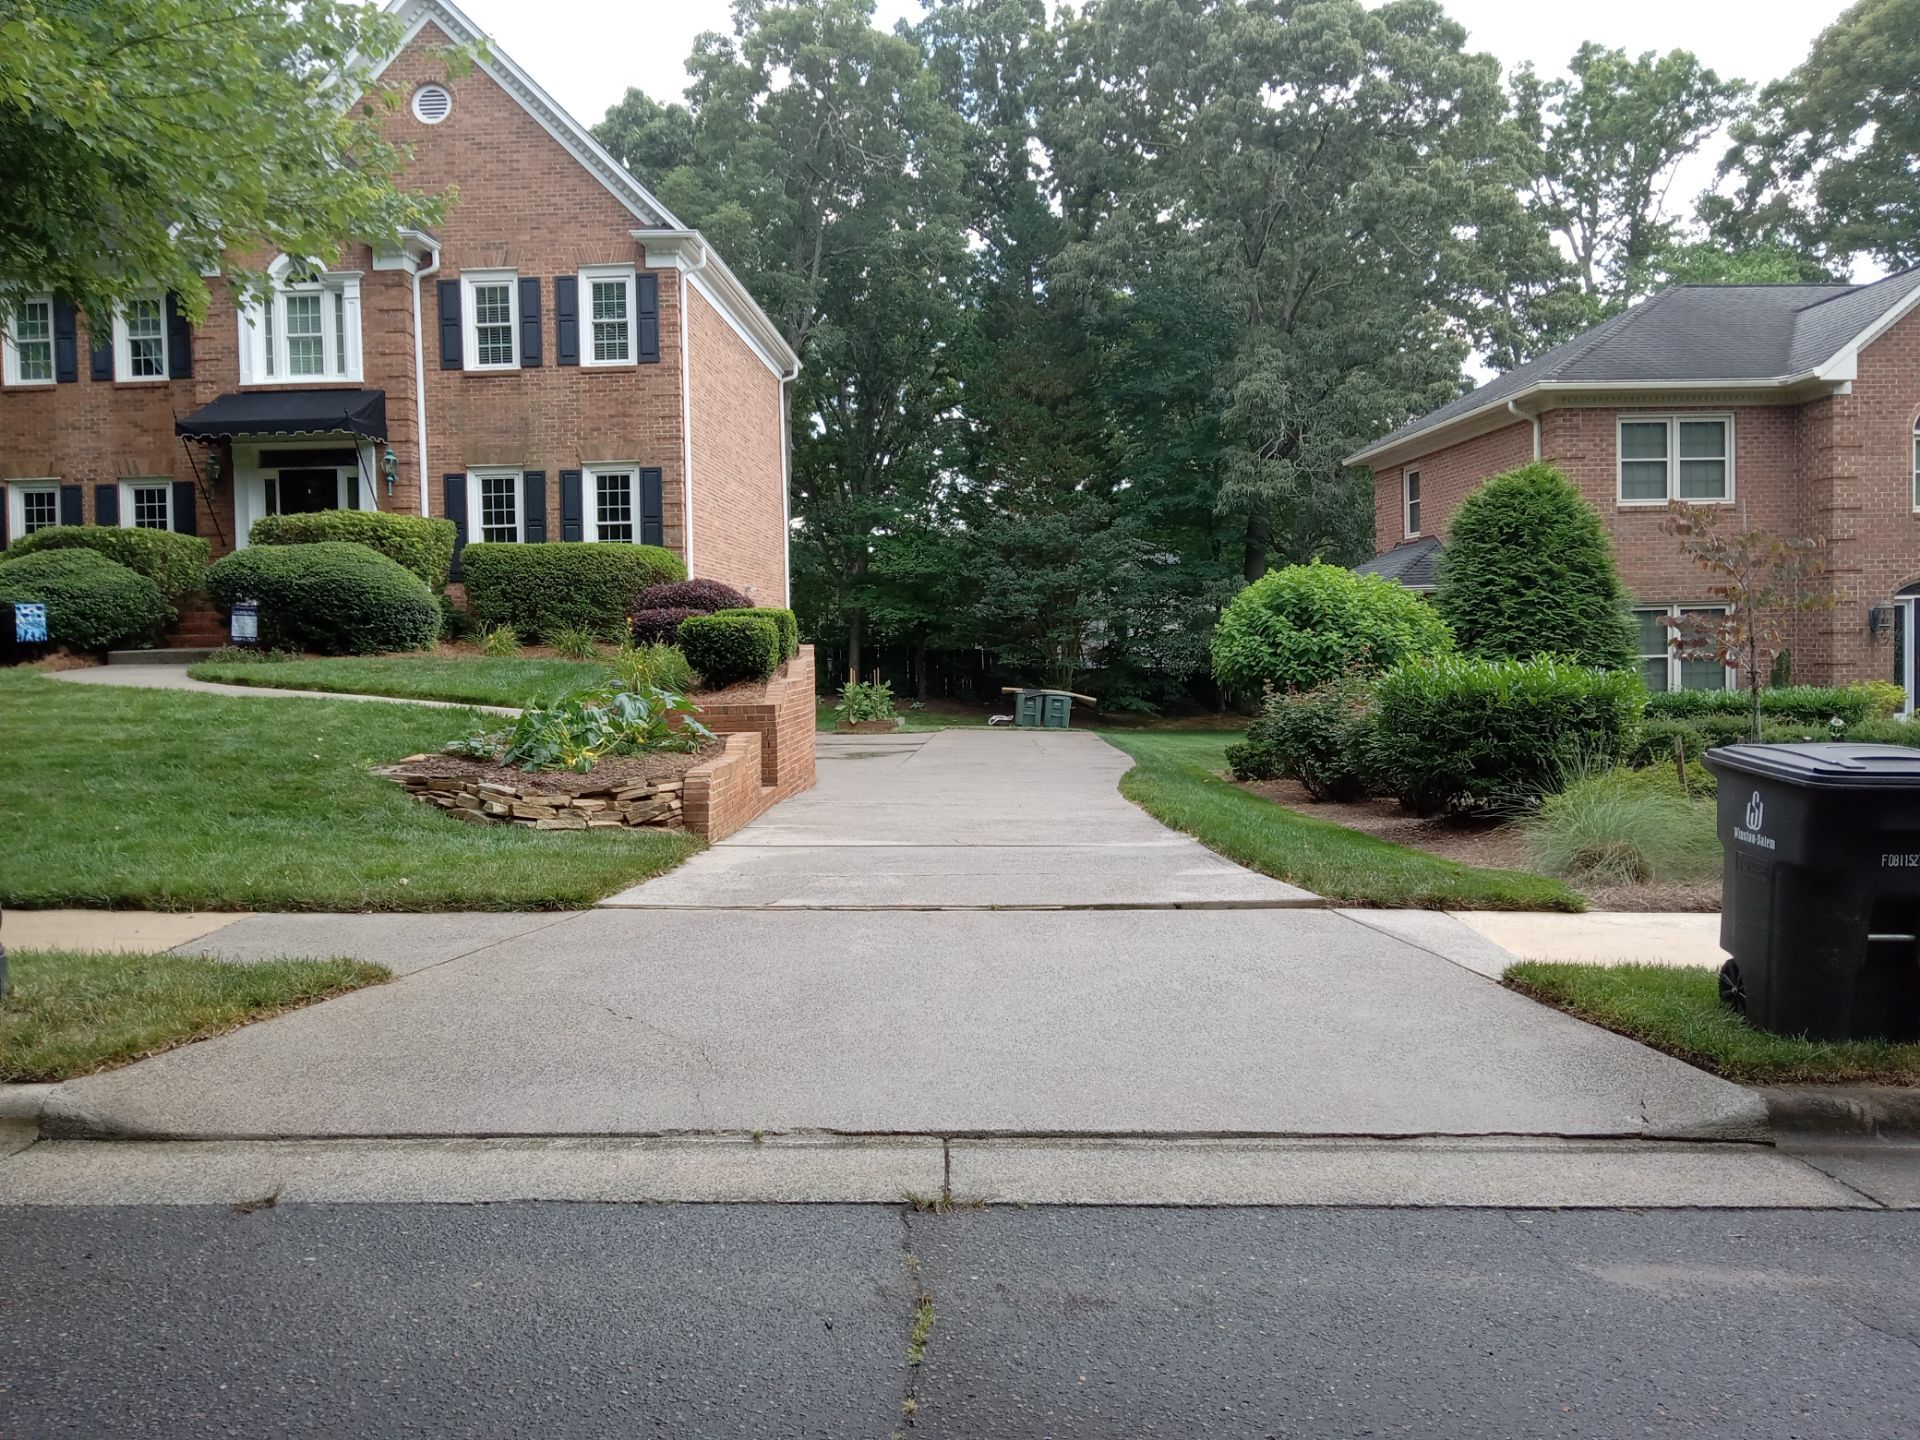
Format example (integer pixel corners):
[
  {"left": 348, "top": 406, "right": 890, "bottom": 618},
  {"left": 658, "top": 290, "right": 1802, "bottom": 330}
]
[
  {"left": 0, "top": 0, "right": 798, "bottom": 614},
  {"left": 1346, "top": 269, "right": 1920, "bottom": 711}
]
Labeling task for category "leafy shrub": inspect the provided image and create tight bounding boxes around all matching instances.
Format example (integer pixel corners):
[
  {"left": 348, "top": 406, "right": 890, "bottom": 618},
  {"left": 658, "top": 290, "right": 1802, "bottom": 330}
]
[
  {"left": 1210, "top": 561, "right": 1453, "bottom": 693},
  {"left": 5, "top": 524, "right": 209, "bottom": 600},
  {"left": 637, "top": 577, "right": 751, "bottom": 613},
  {"left": 722, "top": 606, "right": 799, "bottom": 660},
  {"left": 453, "top": 682, "right": 713, "bottom": 774},
  {"left": 205, "top": 542, "right": 437, "bottom": 655},
  {"left": 1853, "top": 681, "right": 1908, "bottom": 720},
  {"left": 1373, "top": 654, "right": 1645, "bottom": 815},
  {"left": 629, "top": 605, "right": 703, "bottom": 645},
  {"left": 1839, "top": 716, "right": 1920, "bottom": 748},
  {"left": 251, "top": 511, "right": 456, "bottom": 590},
  {"left": 480, "top": 623, "right": 522, "bottom": 658},
  {"left": 1226, "top": 675, "right": 1380, "bottom": 801},
  {"left": 463, "top": 542, "right": 683, "bottom": 641},
  {"left": 1525, "top": 766, "right": 1720, "bottom": 884},
  {"left": 610, "top": 640, "right": 695, "bottom": 695},
  {"left": 0, "top": 549, "right": 171, "bottom": 651},
  {"left": 1628, "top": 708, "right": 1920, "bottom": 767},
  {"left": 1434, "top": 462, "right": 1635, "bottom": 670},
  {"left": 548, "top": 625, "right": 600, "bottom": 660},
  {"left": 1645, "top": 685, "right": 1873, "bottom": 726},
  {"left": 677, "top": 612, "right": 781, "bottom": 688},
  {"left": 835, "top": 679, "right": 896, "bottom": 725}
]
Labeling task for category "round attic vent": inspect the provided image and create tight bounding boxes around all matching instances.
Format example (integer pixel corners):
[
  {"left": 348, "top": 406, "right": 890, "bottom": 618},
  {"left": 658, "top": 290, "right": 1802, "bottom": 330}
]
[{"left": 412, "top": 84, "right": 452, "bottom": 124}]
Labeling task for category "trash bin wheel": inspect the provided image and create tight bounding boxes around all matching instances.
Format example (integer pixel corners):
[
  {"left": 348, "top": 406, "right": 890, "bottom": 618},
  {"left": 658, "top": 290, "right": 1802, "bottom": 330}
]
[{"left": 1718, "top": 959, "right": 1746, "bottom": 1015}]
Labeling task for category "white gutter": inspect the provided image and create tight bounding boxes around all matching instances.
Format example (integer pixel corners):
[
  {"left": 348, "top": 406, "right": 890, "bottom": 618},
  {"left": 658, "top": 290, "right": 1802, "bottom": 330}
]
[
  {"left": 778, "top": 358, "right": 799, "bottom": 607},
  {"left": 1508, "top": 400, "right": 1540, "bottom": 460},
  {"left": 409, "top": 240, "right": 440, "bottom": 517}
]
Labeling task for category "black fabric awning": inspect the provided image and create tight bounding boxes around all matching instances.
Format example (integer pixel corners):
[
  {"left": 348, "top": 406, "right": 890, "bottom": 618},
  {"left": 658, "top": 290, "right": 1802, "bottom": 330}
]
[{"left": 176, "top": 389, "right": 387, "bottom": 442}]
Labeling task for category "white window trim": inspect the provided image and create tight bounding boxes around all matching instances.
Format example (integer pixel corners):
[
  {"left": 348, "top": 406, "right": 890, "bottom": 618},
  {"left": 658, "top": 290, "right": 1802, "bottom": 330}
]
[
  {"left": 120, "top": 478, "right": 173, "bottom": 531},
  {"left": 238, "top": 260, "right": 363, "bottom": 386},
  {"left": 2, "top": 294, "right": 58, "bottom": 387},
  {"left": 470, "top": 467, "right": 524, "bottom": 543},
  {"left": 462, "top": 270, "right": 521, "bottom": 372},
  {"left": 1910, "top": 417, "right": 1918, "bottom": 514},
  {"left": 1402, "top": 468, "right": 1421, "bottom": 539},
  {"left": 6, "top": 479, "right": 61, "bottom": 539},
  {"left": 1635, "top": 603, "right": 1737, "bottom": 692},
  {"left": 582, "top": 463, "right": 642, "bottom": 542},
  {"left": 1617, "top": 414, "right": 1735, "bottom": 506},
  {"left": 112, "top": 295, "right": 170, "bottom": 384},
  {"left": 579, "top": 265, "right": 637, "bottom": 369}
]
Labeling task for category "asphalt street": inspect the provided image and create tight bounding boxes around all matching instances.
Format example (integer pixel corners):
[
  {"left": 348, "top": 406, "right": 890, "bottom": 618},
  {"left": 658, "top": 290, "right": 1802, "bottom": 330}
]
[{"left": 4, "top": 1203, "right": 1918, "bottom": 1438}]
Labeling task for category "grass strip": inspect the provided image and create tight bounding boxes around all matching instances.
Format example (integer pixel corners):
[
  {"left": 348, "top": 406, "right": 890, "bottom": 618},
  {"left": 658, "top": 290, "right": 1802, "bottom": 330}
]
[
  {"left": 1506, "top": 961, "right": 1920, "bottom": 1085},
  {"left": 189, "top": 655, "right": 611, "bottom": 708},
  {"left": 1, "top": 948, "right": 388, "bottom": 1082},
  {"left": 1102, "top": 731, "right": 1583, "bottom": 911}
]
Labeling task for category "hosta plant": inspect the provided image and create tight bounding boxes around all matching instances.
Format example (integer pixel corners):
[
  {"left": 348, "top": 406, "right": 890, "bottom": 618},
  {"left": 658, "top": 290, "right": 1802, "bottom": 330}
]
[{"left": 449, "top": 683, "right": 712, "bottom": 774}]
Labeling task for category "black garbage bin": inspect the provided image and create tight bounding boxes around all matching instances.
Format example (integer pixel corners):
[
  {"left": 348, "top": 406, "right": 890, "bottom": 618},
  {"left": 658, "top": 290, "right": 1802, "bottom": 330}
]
[{"left": 1703, "top": 742, "right": 1920, "bottom": 1041}]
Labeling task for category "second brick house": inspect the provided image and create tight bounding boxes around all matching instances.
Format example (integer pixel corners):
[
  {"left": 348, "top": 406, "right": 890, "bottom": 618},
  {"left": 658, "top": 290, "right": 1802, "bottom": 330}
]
[
  {"left": 0, "top": 0, "right": 798, "bottom": 609},
  {"left": 1347, "top": 268, "right": 1920, "bottom": 713}
]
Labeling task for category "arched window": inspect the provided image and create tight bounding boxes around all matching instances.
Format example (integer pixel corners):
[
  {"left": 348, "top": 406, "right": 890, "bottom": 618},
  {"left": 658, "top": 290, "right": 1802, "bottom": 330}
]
[{"left": 237, "top": 255, "right": 362, "bottom": 385}]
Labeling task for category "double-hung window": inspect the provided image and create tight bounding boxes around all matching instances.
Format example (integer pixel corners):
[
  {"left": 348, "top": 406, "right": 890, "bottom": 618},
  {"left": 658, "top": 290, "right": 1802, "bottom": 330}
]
[
  {"left": 239, "top": 260, "right": 362, "bottom": 383},
  {"left": 1634, "top": 604, "right": 1731, "bottom": 693},
  {"left": 1403, "top": 468, "right": 1421, "bottom": 538},
  {"left": 586, "top": 465, "right": 638, "bottom": 541},
  {"left": 123, "top": 479, "right": 172, "bottom": 531},
  {"left": 464, "top": 271, "right": 520, "bottom": 370},
  {"left": 1619, "top": 415, "right": 1732, "bottom": 504},
  {"left": 6, "top": 481, "right": 60, "bottom": 538},
  {"left": 581, "top": 266, "right": 636, "bottom": 367},
  {"left": 115, "top": 296, "right": 169, "bottom": 381},
  {"left": 472, "top": 469, "right": 522, "bottom": 542},
  {"left": 3, "top": 295, "right": 56, "bottom": 385}
]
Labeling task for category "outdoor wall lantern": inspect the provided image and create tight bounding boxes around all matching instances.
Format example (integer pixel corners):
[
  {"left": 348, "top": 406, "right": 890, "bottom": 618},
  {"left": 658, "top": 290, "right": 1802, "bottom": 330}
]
[
  {"left": 204, "top": 452, "right": 221, "bottom": 490},
  {"left": 382, "top": 447, "right": 398, "bottom": 496},
  {"left": 1869, "top": 605, "right": 1895, "bottom": 638}
]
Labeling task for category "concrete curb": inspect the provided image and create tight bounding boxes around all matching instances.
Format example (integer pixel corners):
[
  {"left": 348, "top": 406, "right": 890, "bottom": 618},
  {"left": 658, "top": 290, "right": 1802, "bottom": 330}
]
[
  {"left": 1759, "top": 1085, "right": 1920, "bottom": 1137},
  {"left": 0, "top": 1084, "right": 54, "bottom": 1123}
]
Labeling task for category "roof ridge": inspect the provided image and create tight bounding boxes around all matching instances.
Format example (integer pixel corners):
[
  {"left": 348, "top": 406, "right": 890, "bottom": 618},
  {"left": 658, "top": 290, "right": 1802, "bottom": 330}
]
[{"left": 1793, "top": 265, "right": 1918, "bottom": 315}]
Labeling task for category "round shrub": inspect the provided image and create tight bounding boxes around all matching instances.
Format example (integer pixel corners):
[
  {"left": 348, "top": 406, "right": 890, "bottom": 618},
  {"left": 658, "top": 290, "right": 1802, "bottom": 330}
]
[
  {"left": 205, "top": 542, "right": 437, "bottom": 655},
  {"left": 251, "top": 510, "right": 457, "bottom": 590},
  {"left": 637, "top": 578, "right": 750, "bottom": 614},
  {"left": 0, "top": 548, "right": 172, "bottom": 651},
  {"left": 677, "top": 612, "right": 781, "bottom": 689},
  {"left": 462, "top": 542, "right": 683, "bottom": 640},
  {"left": 1210, "top": 561, "right": 1453, "bottom": 694},
  {"left": 719, "top": 606, "right": 799, "bottom": 660},
  {"left": 630, "top": 606, "right": 703, "bottom": 645},
  {"left": 5, "top": 524, "right": 209, "bottom": 600},
  {"left": 1435, "top": 462, "right": 1635, "bottom": 670},
  {"left": 1373, "top": 654, "right": 1645, "bottom": 815}
]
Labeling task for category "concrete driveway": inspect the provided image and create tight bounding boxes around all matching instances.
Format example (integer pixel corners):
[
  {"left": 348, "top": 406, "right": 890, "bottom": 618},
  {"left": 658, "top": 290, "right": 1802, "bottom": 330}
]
[{"left": 602, "top": 730, "right": 1315, "bottom": 908}]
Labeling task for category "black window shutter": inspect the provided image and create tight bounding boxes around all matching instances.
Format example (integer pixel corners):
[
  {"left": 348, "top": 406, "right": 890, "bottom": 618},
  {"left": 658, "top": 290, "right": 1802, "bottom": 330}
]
[
  {"left": 640, "top": 467, "right": 664, "bottom": 546},
  {"left": 522, "top": 470, "right": 547, "bottom": 542},
  {"left": 518, "top": 277, "right": 542, "bottom": 367},
  {"left": 88, "top": 326, "right": 111, "bottom": 381},
  {"left": 171, "top": 481, "right": 198, "bottom": 535},
  {"left": 52, "top": 299, "right": 79, "bottom": 382},
  {"left": 164, "top": 292, "right": 192, "bottom": 379},
  {"left": 438, "top": 280, "right": 462, "bottom": 369},
  {"left": 560, "top": 469, "right": 584, "bottom": 541},
  {"left": 59, "top": 485, "right": 83, "bottom": 526},
  {"left": 94, "top": 484, "right": 119, "bottom": 526},
  {"left": 444, "top": 474, "right": 468, "bottom": 576},
  {"left": 554, "top": 277, "right": 579, "bottom": 366},
  {"left": 637, "top": 274, "right": 660, "bottom": 363}
]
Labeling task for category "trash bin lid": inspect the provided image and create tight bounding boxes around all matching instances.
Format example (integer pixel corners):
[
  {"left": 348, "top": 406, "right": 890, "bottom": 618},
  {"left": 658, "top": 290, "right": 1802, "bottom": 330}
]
[{"left": 1703, "top": 742, "right": 1920, "bottom": 787}]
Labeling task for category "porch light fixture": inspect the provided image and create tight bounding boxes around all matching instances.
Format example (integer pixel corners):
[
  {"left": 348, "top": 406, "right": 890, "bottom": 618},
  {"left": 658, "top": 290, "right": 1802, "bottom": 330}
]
[
  {"left": 382, "top": 446, "right": 398, "bottom": 496},
  {"left": 204, "top": 452, "right": 221, "bottom": 489},
  {"left": 1869, "top": 605, "right": 1895, "bottom": 638}
]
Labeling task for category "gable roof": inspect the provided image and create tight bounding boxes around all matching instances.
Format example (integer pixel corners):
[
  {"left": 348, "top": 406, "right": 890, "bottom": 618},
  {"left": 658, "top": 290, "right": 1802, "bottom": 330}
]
[
  {"left": 1347, "top": 266, "right": 1920, "bottom": 467},
  {"left": 1353, "top": 535, "right": 1442, "bottom": 591}
]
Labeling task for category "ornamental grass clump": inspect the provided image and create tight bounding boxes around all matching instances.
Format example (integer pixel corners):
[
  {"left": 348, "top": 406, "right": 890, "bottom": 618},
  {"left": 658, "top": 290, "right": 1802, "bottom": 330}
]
[{"left": 1525, "top": 765, "right": 1721, "bottom": 885}]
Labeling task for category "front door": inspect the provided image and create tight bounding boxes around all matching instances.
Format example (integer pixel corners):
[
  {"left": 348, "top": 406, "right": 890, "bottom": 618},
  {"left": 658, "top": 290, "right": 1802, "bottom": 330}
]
[{"left": 275, "top": 469, "right": 339, "bottom": 515}]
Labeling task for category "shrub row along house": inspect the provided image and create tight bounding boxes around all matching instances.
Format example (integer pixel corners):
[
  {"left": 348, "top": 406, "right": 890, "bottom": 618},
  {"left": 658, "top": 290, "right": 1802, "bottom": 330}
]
[
  {"left": 0, "top": 0, "right": 796, "bottom": 629},
  {"left": 1348, "top": 269, "right": 1920, "bottom": 713}
]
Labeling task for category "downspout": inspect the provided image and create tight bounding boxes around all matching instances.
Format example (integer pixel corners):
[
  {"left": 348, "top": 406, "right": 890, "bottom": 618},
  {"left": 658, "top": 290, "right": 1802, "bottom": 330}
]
[
  {"left": 678, "top": 240, "right": 711, "bottom": 575},
  {"left": 778, "top": 358, "right": 799, "bottom": 608},
  {"left": 410, "top": 239, "right": 441, "bottom": 517},
  {"left": 1509, "top": 399, "right": 1540, "bottom": 460}
]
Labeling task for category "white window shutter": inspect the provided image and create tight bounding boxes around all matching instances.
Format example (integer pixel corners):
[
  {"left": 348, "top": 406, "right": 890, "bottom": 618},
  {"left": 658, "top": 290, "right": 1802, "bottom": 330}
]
[
  {"left": 237, "top": 304, "right": 259, "bottom": 385},
  {"left": 342, "top": 282, "right": 362, "bottom": 381}
]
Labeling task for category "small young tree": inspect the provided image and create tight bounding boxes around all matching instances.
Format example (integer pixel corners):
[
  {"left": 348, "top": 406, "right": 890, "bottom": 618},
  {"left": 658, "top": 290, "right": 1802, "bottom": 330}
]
[
  {"left": 1661, "top": 503, "right": 1839, "bottom": 741},
  {"left": 1435, "top": 463, "right": 1637, "bottom": 670}
]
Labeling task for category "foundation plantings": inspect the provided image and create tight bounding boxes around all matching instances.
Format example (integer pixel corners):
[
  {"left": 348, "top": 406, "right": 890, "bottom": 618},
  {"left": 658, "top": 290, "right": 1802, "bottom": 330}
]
[{"left": 834, "top": 679, "right": 901, "bottom": 732}]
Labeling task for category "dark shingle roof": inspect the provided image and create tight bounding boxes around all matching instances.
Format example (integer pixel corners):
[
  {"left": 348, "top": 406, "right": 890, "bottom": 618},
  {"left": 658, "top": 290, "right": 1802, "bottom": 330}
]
[
  {"left": 1350, "top": 268, "right": 1920, "bottom": 463},
  {"left": 1353, "top": 535, "right": 1442, "bottom": 591}
]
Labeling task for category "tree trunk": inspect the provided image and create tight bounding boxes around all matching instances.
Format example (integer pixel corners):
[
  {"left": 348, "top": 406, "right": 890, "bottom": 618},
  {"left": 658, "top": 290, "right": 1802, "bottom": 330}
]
[
  {"left": 1243, "top": 510, "right": 1272, "bottom": 583},
  {"left": 846, "top": 607, "right": 865, "bottom": 684},
  {"left": 913, "top": 637, "right": 929, "bottom": 702}
]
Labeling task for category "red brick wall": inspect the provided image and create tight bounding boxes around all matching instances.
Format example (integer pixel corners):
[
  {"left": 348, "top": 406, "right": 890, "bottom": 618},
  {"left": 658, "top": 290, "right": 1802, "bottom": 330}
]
[
  {"left": 1371, "top": 421, "right": 1535, "bottom": 553},
  {"left": 694, "top": 645, "right": 818, "bottom": 798},
  {"left": 686, "top": 283, "right": 788, "bottom": 604}
]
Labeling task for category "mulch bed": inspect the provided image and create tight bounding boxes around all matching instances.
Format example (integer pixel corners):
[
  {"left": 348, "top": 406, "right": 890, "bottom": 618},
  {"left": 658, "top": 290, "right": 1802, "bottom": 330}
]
[
  {"left": 386, "top": 741, "right": 719, "bottom": 799},
  {"left": 1234, "top": 775, "right": 1721, "bottom": 913}
]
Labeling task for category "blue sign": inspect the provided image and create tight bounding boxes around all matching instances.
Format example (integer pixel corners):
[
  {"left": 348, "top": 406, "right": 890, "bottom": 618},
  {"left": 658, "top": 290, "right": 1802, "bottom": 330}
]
[
  {"left": 14, "top": 602, "right": 47, "bottom": 645},
  {"left": 229, "top": 600, "right": 260, "bottom": 646}
]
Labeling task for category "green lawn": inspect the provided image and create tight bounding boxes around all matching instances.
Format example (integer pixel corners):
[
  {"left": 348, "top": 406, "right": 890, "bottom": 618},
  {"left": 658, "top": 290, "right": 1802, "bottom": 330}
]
[
  {"left": 1, "top": 948, "right": 388, "bottom": 1082},
  {"left": 0, "top": 671, "right": 699, "bottom": 911},
  {"left": 814, "top": 698, "right": 990, "bottom": 732},
  {"left": 1102, "top": 731, "right": 1583, "bottom": 911},
  {"left": 1506, "top": 962, "right": 1920, "bottom": 1085},
  {"left": 190, "top": 655, "right": 610, "bottom": 708}
]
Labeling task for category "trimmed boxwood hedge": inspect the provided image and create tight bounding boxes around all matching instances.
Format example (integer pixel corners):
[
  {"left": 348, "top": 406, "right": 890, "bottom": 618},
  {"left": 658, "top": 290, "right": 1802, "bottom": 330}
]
[
  {"left": 205, "top": 542, "right": 437, "bottom": 655},
  {"left": 0, "top": 548, "right": 173, "bottom": 651},
  {"left": 720, "top": 606, "right": 799, "bottom": 660},
  {"left": 678, "top": 612, "right": 781, "bottom": 688},
  {"left": 1645, "top": 684, "right": 1875, "bottom": 727},
  {"left": 464, "top": 542, "right": 683, "bottom": 641},
  {"left": 250, "top": 510, "right": 457, "bottom": 590},
  {"left": 5, "top": 524, "right": 209, "bottom": 600}
]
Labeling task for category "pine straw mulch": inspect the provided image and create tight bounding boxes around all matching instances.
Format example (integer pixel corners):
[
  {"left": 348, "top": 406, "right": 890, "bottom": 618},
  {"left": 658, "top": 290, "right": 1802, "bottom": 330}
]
[{"left": 1232, "top": 775, "right": 1721, "bottom": 913}]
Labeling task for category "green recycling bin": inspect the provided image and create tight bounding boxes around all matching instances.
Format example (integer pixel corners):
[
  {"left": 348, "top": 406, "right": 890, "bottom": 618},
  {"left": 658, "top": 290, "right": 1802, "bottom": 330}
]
[{"left": 1013, "top": 689, "right": 1076, "bottom": 728}]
